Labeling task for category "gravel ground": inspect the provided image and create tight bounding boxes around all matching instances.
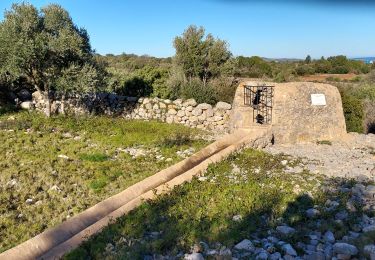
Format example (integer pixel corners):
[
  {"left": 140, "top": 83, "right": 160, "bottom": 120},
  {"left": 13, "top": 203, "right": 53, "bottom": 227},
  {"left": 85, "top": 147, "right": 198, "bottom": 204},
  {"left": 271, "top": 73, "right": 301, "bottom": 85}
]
[{"left": 264, "top": 133, "right": 375, "bottom": 181}]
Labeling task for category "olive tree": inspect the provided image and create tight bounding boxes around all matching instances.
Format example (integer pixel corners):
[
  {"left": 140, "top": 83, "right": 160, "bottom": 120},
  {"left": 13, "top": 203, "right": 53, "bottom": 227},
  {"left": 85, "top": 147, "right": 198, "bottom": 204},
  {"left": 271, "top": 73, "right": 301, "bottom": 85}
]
[
  {"left": 173, "top": 25, "right": 231, "bottom": 86},
  {"left": 55, "top": 63, "right": 104, "bottom": 114},
  {"left": 0, "top": 3, "right": 103, "bottom": 116}
]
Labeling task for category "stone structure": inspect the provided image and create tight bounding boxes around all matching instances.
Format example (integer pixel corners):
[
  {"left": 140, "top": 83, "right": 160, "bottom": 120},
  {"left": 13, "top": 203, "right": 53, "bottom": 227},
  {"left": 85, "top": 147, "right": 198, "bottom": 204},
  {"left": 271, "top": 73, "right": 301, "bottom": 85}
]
[
  {"left": 229, "top": 81, "right": 347, "bottom": 143},
  {"left": 26, "top": 81, "right": 347, "bottom": 140},
  {"left": 30, "top": 92, "right": 232, "bottom": 132}
]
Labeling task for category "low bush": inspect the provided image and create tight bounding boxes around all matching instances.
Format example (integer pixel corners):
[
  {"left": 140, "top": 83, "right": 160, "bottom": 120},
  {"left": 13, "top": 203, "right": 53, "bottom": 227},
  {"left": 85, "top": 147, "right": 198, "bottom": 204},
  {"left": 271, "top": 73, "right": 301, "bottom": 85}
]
[
  {"left": 338, "top": 83, "right": 375, "bottom": 133},
  {"left": 363, "top": 100, "right": 375, "bottom": 134},
  {"left": 295, "top": 64, "right": 315, "bottom": 76},
  {"left": 234, "top": 56, "right": 273, "bottom": 78},
  {"left": 179, "top": 78, "right": 218, "bottom": 105},
  {"left": 80, "top": 153, "right": 109, "bottom": 162},
  {"left": 167, "top": 72, "right": 236, "bottom": 104},
  {"left": 113, "top": 66, "right": 170, "bottom": 98},
  {"left": 117, "top": 77, "right": 153, "bottom": 97},
  {"left": 340, "top": 89, "right": 365, "bottom": 133},
  {"left": 368, "top": 70, "right": 375, "bottom": 83},
  {"left": 160, "top": 131, "right": 192, "bottom": 148},
  {"left": 316, "top": 140, "right": 332, "bottom": 145},
  {"left": 208, "top": 77, "right": 237, "bottom": 104},
  {"left": 351, "top": 84, "right": 375, "bottom": 101},
  {"left": 326, "top": 76, "right": 341, "bottom": 82},
  {"left": 0, "top": 104, "right": 17, "bottom": 116},
  {"left": 350, "top": 76, "right": 362, "bottom": 83},
  {"left": 273, "top": 69, "right": 295, "bottom": 83}
]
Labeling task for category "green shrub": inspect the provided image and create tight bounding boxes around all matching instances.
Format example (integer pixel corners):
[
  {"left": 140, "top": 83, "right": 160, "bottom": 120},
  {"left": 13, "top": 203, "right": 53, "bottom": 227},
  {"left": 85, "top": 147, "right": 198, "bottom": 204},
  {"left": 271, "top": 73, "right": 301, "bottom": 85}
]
[
  {"left": 368, "top": 70, "right": 375, "bottom": 83},
  {"left": 274, "top": 69, "right": 294, "bottom": 83},
  {"left": 89, "top": 176, "right": 108, "bottom": 192},
  {"left": 180, "top": 78, "right": 218, "bottom": 105},
  {"left": 352, "top": 84, "right": 375, "bottom": 101},
  {"left": 330, "top": 65, "right": 350, "bottom": 74},
  {"left": 0, "top": 104, "right": 17, "bottom": 116},
  {"left": 0, "top": 117, "right": 32, "bottom": 130},
  {"left": 350, "top": 76, "right": 362, "bottom": 83},
  {"left": 165, "top": 67, "right": 185, "bottom": 100},
  {"left": 340, "top": 90, "right": 364, "bottom": 133},
  {"left": 326, "top": 76, "right": 341, "bottom": 82},
  {"left": 363, "top": 99, "right": 375, "bottom": 134},
  {"left": 114, "top": 66, "right": 170, "bottom": 98},
  {"left": 234, "top": 56, "right": 273, "bottom": 78},
  {"left": 80, "top": 153, "right": 109, "bottom": 162},
  {"left": 295, "top": 65, "right": 315, "bottom": 76},
  {"left": 119, "top": 76, "right": 153, "bottom": 97},
  {"left": 160, "top": 131, "right": 192, "bottom": 147},
  {"left": 208, "top": 77, "right": 236, "bottom": 104}
]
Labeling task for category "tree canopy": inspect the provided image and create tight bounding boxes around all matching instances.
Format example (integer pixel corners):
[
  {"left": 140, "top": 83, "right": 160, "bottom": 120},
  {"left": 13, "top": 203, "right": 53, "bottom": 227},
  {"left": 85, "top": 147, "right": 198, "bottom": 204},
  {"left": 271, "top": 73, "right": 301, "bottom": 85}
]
[
  {"left": 0, "top": 3, "right": 105, "bottom": 115},
  {"left": 173, "top": 25, "right": 231, "bottom": 85}
]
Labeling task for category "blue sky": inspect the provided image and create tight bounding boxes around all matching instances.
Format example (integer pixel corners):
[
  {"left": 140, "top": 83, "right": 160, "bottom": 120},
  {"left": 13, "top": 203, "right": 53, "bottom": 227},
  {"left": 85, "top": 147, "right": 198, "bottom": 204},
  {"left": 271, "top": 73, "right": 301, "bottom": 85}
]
[{"left": 0, "top": 0, "right": 374, "bottom": 59}]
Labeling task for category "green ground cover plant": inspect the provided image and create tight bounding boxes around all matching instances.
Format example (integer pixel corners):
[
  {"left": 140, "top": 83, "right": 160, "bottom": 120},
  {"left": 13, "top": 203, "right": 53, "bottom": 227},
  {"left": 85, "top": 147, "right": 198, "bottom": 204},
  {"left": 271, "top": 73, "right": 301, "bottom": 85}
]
[
  {"left": 66, "top": 149, "right": 371, "bottom": 259},
  {"left": 0, "top": 111, "right": 210, "bottom": 252}
]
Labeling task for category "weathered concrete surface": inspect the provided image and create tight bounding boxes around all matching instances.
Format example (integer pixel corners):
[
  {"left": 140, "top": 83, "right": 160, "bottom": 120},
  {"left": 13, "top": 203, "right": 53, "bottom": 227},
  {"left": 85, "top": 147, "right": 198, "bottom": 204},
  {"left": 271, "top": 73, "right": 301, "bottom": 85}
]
[{"left": 229, "top": 81, "right": 347, "bottom": 144}]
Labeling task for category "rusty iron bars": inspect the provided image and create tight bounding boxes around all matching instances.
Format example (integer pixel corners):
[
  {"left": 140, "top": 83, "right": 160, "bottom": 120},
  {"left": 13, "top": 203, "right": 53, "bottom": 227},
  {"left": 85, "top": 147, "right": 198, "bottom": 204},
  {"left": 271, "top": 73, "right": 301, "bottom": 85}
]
[{"left": 244, "top": 85, "right": 274, "bottom": 124}]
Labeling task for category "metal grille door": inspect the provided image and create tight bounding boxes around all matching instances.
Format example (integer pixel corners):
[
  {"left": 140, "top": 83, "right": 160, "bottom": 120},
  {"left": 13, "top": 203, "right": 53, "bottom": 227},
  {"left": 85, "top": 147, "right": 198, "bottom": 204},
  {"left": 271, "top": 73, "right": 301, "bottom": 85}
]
[{"left": 244, "top": 85, "right": 274, "bottom": 124}]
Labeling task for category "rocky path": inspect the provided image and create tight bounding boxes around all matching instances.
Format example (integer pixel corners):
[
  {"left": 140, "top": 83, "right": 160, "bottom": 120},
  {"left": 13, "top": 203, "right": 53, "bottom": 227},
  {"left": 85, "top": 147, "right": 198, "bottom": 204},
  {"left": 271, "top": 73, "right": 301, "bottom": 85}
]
[{"left": 264, "top": 133, "right": 375, "bottom": 181}]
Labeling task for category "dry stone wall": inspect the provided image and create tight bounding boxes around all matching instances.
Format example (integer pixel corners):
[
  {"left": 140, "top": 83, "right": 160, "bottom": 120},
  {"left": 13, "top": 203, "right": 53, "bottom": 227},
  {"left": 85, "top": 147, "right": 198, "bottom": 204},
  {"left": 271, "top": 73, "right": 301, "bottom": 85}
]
[{"left": 30, "top": 92, "right": 232, "bottom": 132}]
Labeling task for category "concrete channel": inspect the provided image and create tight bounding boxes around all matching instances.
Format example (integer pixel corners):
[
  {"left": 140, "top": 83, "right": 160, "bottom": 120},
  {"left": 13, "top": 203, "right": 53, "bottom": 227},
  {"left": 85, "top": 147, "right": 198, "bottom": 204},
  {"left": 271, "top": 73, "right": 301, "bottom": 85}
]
[{"left": 1, "top": 129, "right": 271, "bottom": 260}]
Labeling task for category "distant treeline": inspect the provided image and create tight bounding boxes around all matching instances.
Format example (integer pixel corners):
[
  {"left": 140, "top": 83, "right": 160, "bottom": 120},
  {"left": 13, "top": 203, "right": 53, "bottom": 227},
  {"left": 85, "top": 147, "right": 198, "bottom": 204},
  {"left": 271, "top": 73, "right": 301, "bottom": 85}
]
[
  {"left": 0, "top": 3, "right": 374, "bottom": 127},
  {"left": 92, "top": 52, "right": 372, "bottom": 103}
]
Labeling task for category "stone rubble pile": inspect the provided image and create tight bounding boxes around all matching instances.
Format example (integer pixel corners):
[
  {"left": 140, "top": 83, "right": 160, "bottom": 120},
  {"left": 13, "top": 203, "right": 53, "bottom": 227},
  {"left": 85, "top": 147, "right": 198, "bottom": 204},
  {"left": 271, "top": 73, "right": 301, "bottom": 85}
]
[{"left": 27, "top": 91, "right": 232, "bottom": 132}]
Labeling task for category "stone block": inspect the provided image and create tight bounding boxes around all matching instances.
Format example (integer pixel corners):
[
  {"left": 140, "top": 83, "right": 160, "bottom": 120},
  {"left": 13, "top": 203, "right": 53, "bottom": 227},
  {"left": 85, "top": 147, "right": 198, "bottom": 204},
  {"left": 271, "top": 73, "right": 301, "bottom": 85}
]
[
  {"left": 177, "top": 110, "right": 185, "bottom": 117},
  {"left": 168, "top": 109, "right": 177, "bottom": 115},
  {"left": 192, "top": 108, "right": 203, "bottom": 116},
  {"left": 197, "top": 103, "right": 212, "bottom": 110},
  {"left": 182, "top": 98, "right": 197, "bottom": 107},
  {"left": 215, "top": 101, "right": 232, "bottom": 110}
]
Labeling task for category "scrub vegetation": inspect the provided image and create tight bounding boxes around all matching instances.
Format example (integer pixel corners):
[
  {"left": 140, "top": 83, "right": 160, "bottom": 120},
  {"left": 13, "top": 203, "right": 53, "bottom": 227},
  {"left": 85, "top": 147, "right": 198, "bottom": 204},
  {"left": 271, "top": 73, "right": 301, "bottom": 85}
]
[{"left": 0, "top": 3, "right": 374, "bottom": 133}]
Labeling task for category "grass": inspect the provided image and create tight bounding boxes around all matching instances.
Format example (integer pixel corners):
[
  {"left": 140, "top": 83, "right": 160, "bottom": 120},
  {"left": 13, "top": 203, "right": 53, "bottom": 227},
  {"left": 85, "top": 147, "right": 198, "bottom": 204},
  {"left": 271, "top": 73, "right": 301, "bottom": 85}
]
[
  {"left": 66, "top": 148, "right": 371, "bottom": 259},
  {"left": 0, "top": 111, "right": 210, "bottom": 252},
  {"left": 316, "top": 140, "right": 332, "bottom": 145},
  {"left": 79, "top": 153, "right": 110, "bottom": 162},
  {"left": 0, "top": 104, "right": 18, "bottom": 116}
]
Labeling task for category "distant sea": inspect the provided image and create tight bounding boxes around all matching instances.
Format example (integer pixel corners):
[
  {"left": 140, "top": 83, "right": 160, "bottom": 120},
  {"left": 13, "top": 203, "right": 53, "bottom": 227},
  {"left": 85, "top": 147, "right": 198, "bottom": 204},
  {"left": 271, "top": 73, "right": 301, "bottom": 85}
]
[{"left": 352, "top": 57, "right": 375, "bottom": 64}]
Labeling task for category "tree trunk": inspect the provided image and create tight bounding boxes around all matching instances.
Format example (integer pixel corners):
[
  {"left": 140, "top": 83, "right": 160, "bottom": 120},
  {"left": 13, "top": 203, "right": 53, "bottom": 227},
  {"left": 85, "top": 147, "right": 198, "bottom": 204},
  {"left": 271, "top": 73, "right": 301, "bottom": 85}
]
[
  {"left": 44, "top": 90, "right": 51, "bottom": 118},
  {"left": 61, "top": 93, "right": 66, "bottom": 115}
]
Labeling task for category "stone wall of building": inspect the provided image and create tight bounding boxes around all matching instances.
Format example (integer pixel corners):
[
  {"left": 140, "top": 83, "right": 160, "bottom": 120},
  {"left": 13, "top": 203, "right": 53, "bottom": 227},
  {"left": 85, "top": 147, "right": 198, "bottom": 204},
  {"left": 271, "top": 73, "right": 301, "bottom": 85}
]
[
  {"left": 29, "top": 91, "right": 232, "bottom": 132},
  {"left": 229, "top": 81, "right": 348, "bottom": 143}
]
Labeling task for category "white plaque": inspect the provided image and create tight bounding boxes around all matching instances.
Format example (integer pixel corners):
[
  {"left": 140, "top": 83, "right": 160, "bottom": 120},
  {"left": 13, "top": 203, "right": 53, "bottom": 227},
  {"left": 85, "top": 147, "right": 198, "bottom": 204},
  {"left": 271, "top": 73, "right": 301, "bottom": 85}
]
[{"left": 311, "top": 94, "right": 326, "bottom": 106}]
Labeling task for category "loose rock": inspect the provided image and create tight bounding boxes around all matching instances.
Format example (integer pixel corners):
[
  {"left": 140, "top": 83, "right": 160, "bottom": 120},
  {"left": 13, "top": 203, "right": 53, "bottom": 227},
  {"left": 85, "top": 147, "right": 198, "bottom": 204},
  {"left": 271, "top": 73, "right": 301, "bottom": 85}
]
[
  {"left": 333, "top": 243, "right": 358, "bottom": 256},
  {"left": 276, "top": 225, "right": 296, "bottom": 236},
  {"left": 234, "top": 239, "right": 255, "bottom": 252},
  {"left": 282, "top": 243, "right": 297, "bottom": 256}
]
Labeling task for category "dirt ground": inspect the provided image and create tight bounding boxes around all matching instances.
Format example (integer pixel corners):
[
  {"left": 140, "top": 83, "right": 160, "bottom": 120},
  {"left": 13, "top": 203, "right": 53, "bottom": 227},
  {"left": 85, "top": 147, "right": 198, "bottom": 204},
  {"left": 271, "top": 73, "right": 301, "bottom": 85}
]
[{"left": 300, "top": 73, "right": 358, "bottom": 82}]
